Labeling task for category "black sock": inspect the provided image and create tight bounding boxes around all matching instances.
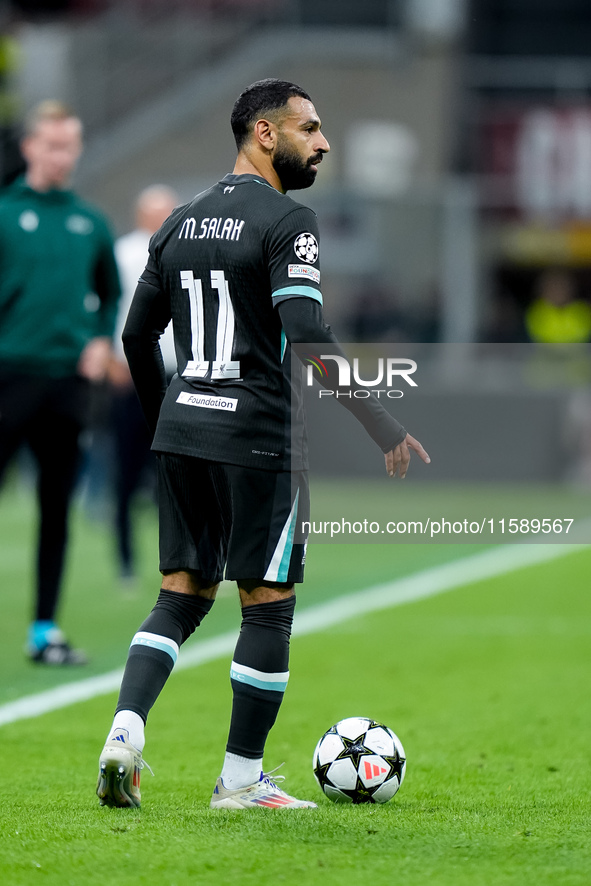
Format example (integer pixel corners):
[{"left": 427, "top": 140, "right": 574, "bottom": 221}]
[
  {"left": 116, "top": 589, "right": 214, "bottom": 722},
  {"left": 226, "top": 596, "right": 295, "bottom": 759}
]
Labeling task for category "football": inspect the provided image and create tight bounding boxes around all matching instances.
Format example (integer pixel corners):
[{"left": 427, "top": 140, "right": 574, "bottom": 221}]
[{"left": 312, "top": 717, "right": 406, "bottom": 804}]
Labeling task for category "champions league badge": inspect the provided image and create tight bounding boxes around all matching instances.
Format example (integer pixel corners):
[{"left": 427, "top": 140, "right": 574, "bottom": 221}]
[{"left": 294, "top": 232, "right": 319, "bottom": 264}]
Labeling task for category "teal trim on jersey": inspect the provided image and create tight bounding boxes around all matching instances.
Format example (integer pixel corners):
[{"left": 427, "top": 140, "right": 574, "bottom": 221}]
[
  {"left": 264, "top": 489, "right": 300, "bottom": 582},
  {"left": 230, "top": 661, "right": 289, "bottom": 693},
  {"left": 252, "top": 178, "right": 276, "bottom": 192},
  {"left": 130, "top": 631, "right": 179, "bottom": 665},
  {"left": 281, "top": 328, "right": 287, "bottom": 363},
  {"left": 272, "top": 285, "right": 323, "bottom": 304}
]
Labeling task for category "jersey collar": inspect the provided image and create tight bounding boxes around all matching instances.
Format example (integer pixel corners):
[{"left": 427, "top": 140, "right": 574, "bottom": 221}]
[{"left": 220, "top": 173, "right": 277, "bottom": 192}]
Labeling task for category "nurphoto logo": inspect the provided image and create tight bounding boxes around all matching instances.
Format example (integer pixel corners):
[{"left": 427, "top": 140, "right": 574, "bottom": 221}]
[{"left": 304, "top": 353, "right": 418, "bottom": 400}]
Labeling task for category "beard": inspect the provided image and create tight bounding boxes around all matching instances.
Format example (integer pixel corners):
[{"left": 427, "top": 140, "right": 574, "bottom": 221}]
[{"left": 273, "top": 135, "right": 320, "bottom": 192}]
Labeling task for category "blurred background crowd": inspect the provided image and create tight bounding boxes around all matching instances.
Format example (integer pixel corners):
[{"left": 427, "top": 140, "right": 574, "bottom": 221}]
[
  {"left": 3, "top": 0, "right": 591, "bottom": 345},
  {"left": 2, "top": 0, "right": 591, "bottom": 591}
]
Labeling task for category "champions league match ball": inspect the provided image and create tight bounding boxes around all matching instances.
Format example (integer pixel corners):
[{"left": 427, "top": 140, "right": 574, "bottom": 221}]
[{"left": 313, "top": 717, "right": 406, "bottom": 804}]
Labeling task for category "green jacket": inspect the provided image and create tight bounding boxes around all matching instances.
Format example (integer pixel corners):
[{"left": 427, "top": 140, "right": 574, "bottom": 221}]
[{"left": 0, "top": 177, "right": 121, "bottom": 376}]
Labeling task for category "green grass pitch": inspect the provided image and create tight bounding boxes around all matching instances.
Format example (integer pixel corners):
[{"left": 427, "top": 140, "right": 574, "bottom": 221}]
[{"left": 1, "top": 480, "right": 590, "bottom": 885}]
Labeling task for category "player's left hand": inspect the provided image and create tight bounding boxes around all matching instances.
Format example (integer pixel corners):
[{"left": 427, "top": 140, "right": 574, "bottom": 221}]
[{"left": 384, "top": 434, "right": 431, "bottom": 479}]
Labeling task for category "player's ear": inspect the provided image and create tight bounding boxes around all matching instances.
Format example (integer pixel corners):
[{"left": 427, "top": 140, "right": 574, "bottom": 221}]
[{"left": 253, "top": 118, "right": 276, "bottom": 153}]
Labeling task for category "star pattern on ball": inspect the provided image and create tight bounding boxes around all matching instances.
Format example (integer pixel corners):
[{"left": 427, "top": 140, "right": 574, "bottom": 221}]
[{"left": 313, "top": 719, "right": 406, "bottom": 805}]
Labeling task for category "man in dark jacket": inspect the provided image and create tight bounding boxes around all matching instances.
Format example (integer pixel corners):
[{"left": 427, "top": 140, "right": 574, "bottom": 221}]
[{"left": 0, "top": 100, "right": 121, "bottom": 664}]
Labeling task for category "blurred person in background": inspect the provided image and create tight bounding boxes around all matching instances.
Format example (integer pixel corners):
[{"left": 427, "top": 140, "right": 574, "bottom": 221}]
[
  {"left": 110, "top": 184, "right": 178, "bottom": 587},
  {"left": 525, "top": 268, "right": 591, "bottom": 487},
  {"left": 0, "top": 100, "right": 121, "bottom": 664},
  {"left": 525, "top": 269, "right": 591, "bottom": 344}
]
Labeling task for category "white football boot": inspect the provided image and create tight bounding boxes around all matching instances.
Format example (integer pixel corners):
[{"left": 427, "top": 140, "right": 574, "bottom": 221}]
[
  {"left": 96, "top": 728, "right": 153, "bottom": 808},
  {"left": 210, "top": 768, "right": 317, "bottom": 810}
]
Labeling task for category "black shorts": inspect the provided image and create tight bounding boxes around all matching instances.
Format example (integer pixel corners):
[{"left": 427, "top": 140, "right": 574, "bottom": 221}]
[{"left": 157, "top": 453, "right": 310, "bottom": 584}]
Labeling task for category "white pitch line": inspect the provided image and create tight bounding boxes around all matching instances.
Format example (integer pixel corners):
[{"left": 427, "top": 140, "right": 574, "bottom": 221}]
[{"left": 0, "top": 542, "right": 586, "bottom": 728}]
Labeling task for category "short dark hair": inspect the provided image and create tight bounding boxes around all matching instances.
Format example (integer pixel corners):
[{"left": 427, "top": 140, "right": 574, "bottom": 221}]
[{"left": 230, "top": 79, "right": 312, "bottom": 150}]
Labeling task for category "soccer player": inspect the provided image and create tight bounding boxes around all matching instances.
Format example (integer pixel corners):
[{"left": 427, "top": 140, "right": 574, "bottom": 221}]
[
  {"left": 0, "top": 101, "right": 121, "bottom": 664},
  {"left": 97, "top": 79, "right": 429, "bottom": 810}
]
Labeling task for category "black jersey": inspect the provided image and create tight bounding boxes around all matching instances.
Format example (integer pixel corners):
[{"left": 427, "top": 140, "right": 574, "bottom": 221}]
[{"left": 141, "top": 174, "right": 323, "bottom": 471}]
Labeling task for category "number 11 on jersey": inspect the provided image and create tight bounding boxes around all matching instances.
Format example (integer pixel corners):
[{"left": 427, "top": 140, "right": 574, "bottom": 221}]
[{"left": 180, "top": 269, "right": 241, "bottom": 381}]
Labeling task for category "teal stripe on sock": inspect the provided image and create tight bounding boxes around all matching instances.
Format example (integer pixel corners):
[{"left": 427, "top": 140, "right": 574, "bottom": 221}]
[
  {"left": 230, "top": 665, "right": 289, "bottom": 693},
  {"left": 131, "top": 633, "right": 178, "bottom": 665}
]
